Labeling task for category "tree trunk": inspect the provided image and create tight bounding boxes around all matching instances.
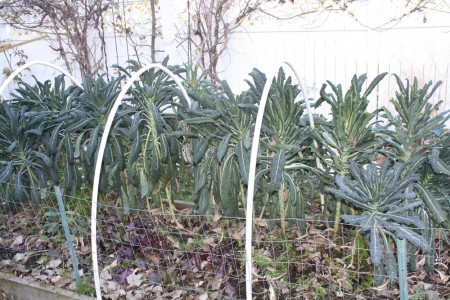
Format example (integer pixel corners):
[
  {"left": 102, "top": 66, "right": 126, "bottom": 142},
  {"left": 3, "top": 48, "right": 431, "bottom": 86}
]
[{"left": 150, "top": 0, "right": 157, "bottom": 62}]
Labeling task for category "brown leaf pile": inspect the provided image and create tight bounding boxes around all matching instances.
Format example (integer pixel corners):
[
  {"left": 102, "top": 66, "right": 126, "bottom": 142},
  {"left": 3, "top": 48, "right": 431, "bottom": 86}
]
[{"left": 1, "top": 206, "right": 449, "bottom": 299}]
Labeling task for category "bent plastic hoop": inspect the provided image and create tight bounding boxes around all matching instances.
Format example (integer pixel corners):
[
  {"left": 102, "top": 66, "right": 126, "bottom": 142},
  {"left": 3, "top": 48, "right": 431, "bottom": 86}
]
[
  {"left": 90, "top": 64, "right": 192, "bottom": 300},
  {"left": 245, "top": 61, "right": 320, "bottom": 299},
  {"left": 0, "top": 61, "right": 83, "bottom": 98}
]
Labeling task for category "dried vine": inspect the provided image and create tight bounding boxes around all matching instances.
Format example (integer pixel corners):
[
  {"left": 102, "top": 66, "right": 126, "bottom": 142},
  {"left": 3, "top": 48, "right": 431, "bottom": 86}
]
[{"left": 0, "top": 0, "right": 111, "bottom": 78}]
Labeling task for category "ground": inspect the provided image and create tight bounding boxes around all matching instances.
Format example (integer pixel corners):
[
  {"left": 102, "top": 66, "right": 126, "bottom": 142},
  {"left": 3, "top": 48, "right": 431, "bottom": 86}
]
[{"left": 0, "top": 204, "right": 449, "bottom": 299}]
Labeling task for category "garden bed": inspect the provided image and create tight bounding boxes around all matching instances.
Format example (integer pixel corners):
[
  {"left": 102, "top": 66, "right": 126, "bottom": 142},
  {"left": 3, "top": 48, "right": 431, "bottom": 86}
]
[{"left": 1, "top": 205, "right": 449, "bottom": 299}]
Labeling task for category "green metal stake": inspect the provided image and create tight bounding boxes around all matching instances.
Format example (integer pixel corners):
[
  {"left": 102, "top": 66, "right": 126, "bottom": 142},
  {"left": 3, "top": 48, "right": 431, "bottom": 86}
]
[
  {"left": 396, "top": 238, "right": 408, "bottom": 300},
  {"left": 55, "top": 185, "right": 81, "bottom": 286}
]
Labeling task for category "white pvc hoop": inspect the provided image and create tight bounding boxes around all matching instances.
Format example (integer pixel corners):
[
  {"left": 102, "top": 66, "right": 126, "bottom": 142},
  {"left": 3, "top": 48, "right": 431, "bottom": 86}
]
[
  {"left": 245, "top": 61, "right": 318, "bottom": 299},
  {"left": 90, "top": 64, "right": 192, "bottom": 300},
  {"left": 284, "top": 62, "right": 325, "bottom": 211},
  {"left": 0, "top": 60, "right": 83, "bottom": 99}
]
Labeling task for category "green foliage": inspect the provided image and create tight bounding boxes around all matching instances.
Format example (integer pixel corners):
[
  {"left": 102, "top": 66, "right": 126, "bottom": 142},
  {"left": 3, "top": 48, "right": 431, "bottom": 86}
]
[
  {"left": 117, "top": 60, "right": 192, "bottom": 213},
  {"left": 0, "top": 102, "right": 54, "bottom": 204},
  {"left": 178, "top": 66, "right": 258, "bottom": 215},
  {"left": 315, "top": 73, "right": 387, "bottom": 174},
  {"left": 75, "top": 281, "right": 95, "bottom": 296},
  {"left": 316, "top": 73, "right": 387, "bottom": 238},
  {"left": 1, "top": 62, "right": 449, "bottom": 295},
  {"left": 329, "top": 160, "right": 432, "bottom": 282},
  {"left": 250, "top": 68, "right": 323, "bottom": 232},
  {"left": 380, "top": 75, "right": 450, "bottom": 227},
  {"left": 381, "top": 75, "right": 448, "bottom": 163},
  {"left": 417, "top": 146, "right": 450, "bottom": 227},
  {"left": 9, "top": 74, "right": 79, "bottom": 112}
]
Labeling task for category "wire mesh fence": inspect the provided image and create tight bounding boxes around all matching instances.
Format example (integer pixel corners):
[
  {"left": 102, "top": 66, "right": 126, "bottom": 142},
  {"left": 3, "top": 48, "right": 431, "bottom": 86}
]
[
  {"left": 1, "top": 184, "right": 449, "bottom": 299},
  {"left": 0, "top": 186, "right": 94, "bottom": 294}
]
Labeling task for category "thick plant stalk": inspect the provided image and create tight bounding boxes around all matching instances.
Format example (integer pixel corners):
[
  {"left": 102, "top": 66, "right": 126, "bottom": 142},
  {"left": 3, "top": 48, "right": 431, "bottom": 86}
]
[
  {"left": 408, "top": 242, "right": 417, "bottom": 272},
  {"left": 165, "top": 185, "right": 176, "bottom": 223},
  {"left": 333, "top": 158, "right": 349, "bottom": 240},
  {"left": 425, "top": 228, "right": 435, "bottom": 273},
  {"left": 278, "top": 185, "right": 286, "bottom": 237},
  {"left": 239, "top": 182, "right": 247, "bottom": 217},
  {"left": 396, "top": 238, "right": 408, "bottom": 300},
  {"left": 55, "top": 185, "right": 81, "bottom": 286},
  {"left": 333, "top": 199, "right": 342, "bottom": 240}
]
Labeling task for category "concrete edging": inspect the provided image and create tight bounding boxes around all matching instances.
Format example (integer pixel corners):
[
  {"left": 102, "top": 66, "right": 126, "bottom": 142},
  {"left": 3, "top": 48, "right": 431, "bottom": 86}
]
[{"left": 0, "top": 273, "right": 94, "bottom": 300}]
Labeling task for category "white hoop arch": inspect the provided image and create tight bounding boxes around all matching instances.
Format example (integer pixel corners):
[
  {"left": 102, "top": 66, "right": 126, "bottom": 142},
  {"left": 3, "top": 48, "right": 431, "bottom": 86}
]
[
  {"left": 90, "top": 64, "right": 192, "bottom": 300},
  {"left": 244, "top": 61, "right": 320, "bottom": 299},
  {"left": 0, "top": 61, "right": 83, "bottom": 99}
]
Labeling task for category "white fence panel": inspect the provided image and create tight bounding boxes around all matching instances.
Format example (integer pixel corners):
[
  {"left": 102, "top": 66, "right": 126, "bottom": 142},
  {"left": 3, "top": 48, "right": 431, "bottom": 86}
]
[
  {"left": 218, "top": 26, "right": 450, "bottom": 123},
  {"left": 1, "top": 12, "right": 450, "bottom": 124}
]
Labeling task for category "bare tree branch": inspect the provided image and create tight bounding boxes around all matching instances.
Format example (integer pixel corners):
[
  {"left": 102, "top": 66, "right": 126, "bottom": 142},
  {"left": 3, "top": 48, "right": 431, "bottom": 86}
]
[
  {"left": 186, "top": 0, "right": 262, "bottom": 81},
  {"left": 0, "top": 0, "right": 111, "bottom": 78}
]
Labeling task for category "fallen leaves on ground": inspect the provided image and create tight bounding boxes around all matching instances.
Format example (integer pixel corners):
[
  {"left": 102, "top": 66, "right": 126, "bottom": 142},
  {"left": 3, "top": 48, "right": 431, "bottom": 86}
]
[{"left": 0, "top": 205, "right": 449, "bottom": 299}]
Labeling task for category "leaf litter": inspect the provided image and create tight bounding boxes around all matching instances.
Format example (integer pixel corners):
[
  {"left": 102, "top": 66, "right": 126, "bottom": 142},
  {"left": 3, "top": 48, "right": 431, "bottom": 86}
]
[{"left": 0, "top": 205, "right": 449, "bottom": 299}]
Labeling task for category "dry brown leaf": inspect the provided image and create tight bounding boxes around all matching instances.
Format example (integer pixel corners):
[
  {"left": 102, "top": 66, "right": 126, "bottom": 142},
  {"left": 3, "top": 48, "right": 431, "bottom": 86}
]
[
  {"left": 373, "top": 285, "right": 398, "bottom": 299},
  {"left": 35, "top": 274, "right": 48, "bottom": 281},
  {"left": 80, "top": 246, "right": 90, "bottom": 255},
  {"left": 212, "top": 214, "right": 221, "bottom": 223},
  {"left": 132, "top": 289, "right": 149, "bottom": 299},
  {"left": 100, "top": 271, "right": 112, "bottom": 281},
  {"left": 13, "top": 253, "right": 28, "bottom": 263},
  {"left": 196, "top": 291, "right": 208, "bottom": 300},
  {"left": 269, "top": 282, "right": 276, "bottom": 300},
  {"left": 436, "top": 269, "right": 450, "bottom": 283},
  {"left": 212, "top": 227, "right": 222, "bottom": 234},
  {"left": 170, "top": 290, "right": 185, "bottom": 299},
  {"left": 203, "top": 237, "right": 215, "bottom": 246},
  {"left": 13, "top": 264, "right": 30, "bottom": 273},
  {"left": 254, "top": 219, "right": 268, "bottom": 227},
  {"left": 147, "top": 254, "right": 160, "bottom": 265},
  {"left": 194, "top": 280, "right": 204, "bottom": 288},
  {"left": 50, "top": 275, "right": 62, "bottom": 284},
  {"left": 308, "top": 252, "right": 322, "bottom": 260},
  {"left": 232, "top": 231, "right": 242, "bottom": 243},
  {"left": 103, "top": 259, "right": 118, "bottom": 273},
  {"left": 44, "top": 269, "right": 55, "bottom": 276},
  {"left": 103, "top": 289, "right": 123, "bottom": 300},
  {"left": 166, "top": 236, "right": 179, "bottom": 249},
  {"left": 10, "top": 235, "right": 23, "bottom": 247},
  {"left": 417, "top": 256, "right": 426, "bottom": 267},
  {"left": 126, "top": 273, "right": 144, "bottom": 288},
  {"left": 208, "top": 274, "right": 222, "bottom": 290},
  {"left": 309, "top": 226, "right": 322, "bottom": 235},
  {"left": 225, "top": 280, "right": 236, "bottom": 297},
  {"left": 46, "top": 259, "right": 62, "bottom": 269},
  {"left": 54, "top": 276, "right": 72, "bottom": 288}
]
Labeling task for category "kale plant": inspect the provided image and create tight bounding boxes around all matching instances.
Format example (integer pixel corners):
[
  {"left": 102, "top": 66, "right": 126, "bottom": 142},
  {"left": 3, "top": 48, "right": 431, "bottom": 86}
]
[{"left": 328, "top": 160, "right": 431, "bottom": 283}]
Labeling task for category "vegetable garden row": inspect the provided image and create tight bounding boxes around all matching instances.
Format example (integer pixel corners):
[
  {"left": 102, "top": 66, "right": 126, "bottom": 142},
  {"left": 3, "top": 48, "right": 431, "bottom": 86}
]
[{"left": 0, "top": 58, "right": 449, "bottom": 299}]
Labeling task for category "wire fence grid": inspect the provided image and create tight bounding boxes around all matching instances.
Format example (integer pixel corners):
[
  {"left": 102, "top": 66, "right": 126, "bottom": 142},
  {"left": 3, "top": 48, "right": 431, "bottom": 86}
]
[{"left": 1, "top": 182, "right": 449, "bottom": 300}]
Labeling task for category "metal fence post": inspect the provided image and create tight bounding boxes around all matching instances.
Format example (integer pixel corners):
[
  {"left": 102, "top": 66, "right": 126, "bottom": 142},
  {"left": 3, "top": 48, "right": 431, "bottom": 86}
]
[{"left": 396, "top": 238, "right": 408, "bottom": 300}]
